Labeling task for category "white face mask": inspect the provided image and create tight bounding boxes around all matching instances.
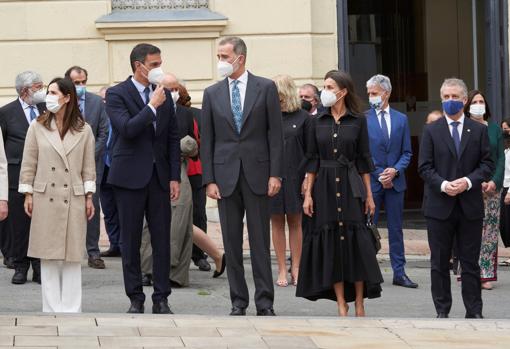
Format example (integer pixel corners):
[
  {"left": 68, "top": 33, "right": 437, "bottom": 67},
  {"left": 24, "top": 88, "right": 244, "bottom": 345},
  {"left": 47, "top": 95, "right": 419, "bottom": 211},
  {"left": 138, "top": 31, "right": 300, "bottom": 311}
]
[
  {"left": 369, "top": 95, "right": 383, "bottom": 110},
  {"left": 45, "top": 94, "right": 62, "bottom": 113},
  {"left": 217, "top": 56, "right": 240, "bottom": 79},
  {"left": 321, "top": 90, "right": 340, "bottom": 107},
  {"left": 469, "top": 104, "right": 486, "bottom": 118},
  {"left": 29, "top": 89, "right": 46, "bottom": 105},
  {"left": 147, "top": 67, "right": 165, "bottom": 85},
  {"left": 171, "top": 91, "right": 179, "bottom": 104}
]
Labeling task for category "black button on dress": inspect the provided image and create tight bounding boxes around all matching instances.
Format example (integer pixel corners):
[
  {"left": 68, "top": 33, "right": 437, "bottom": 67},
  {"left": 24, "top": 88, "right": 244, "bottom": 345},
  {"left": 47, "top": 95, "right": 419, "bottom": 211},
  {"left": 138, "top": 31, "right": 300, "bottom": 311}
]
[
  {"left": 296, "top": 110, "right": 383, "bottom": 303},
  {"left": 270, "top": 109, "right": 310, "bottom": 215}
]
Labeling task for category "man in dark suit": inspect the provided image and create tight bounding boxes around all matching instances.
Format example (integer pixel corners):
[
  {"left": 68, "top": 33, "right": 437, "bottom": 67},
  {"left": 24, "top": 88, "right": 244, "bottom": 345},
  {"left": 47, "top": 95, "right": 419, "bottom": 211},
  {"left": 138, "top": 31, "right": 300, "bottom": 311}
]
[
  {"left": 201, "top": 36, "right": 283, "bottom": 316},
  {"left": 418, "top": 78, "right": 494, "bottom": 319},
  {"left": 366, "top": 74, "right": 416, "bottom": 288},
  {"left": 105, "top": 43, "right": 181, "bottom": 314},
  {"left": 65, "top": 66, "right": 109, "bottom": 269},
  {"left": 0, "top": 71, "right": 46, "bottom": 284}
]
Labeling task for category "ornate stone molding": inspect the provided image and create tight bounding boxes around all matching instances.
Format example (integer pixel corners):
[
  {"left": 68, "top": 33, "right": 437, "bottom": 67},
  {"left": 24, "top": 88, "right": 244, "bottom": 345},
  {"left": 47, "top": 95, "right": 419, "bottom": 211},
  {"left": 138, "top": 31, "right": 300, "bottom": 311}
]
[{"left": 111, "top": 0, "right": 209, "bottom": 11}]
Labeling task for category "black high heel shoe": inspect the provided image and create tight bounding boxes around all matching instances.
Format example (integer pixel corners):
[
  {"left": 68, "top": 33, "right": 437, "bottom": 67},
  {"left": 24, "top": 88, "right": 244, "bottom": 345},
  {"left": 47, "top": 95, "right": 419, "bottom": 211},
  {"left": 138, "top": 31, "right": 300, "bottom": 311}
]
[{"left": 213, "top": 254, "right": 226, "bottom": 278}]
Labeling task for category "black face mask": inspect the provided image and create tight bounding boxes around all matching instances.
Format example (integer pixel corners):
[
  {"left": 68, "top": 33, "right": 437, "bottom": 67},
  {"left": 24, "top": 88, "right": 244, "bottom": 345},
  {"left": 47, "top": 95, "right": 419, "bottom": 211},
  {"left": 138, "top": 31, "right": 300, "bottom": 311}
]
[
  {"left": 503, "top": 131, "right": 510, "bottom": 139},
  {"left": 301, "top": 99, "right": 313, "bottom": 112}
]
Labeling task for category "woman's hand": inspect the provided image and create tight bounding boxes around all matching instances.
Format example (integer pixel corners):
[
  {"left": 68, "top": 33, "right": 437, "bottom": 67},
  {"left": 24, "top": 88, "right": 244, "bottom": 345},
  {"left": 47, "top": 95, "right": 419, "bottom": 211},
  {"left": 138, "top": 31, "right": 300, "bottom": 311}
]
[
  {"left": 86, "top": 196, "right": 95, "bottom": 221},
  {"left": 303, "top": 195, "right": 314, "bottom": 217},
  {"left": 0, "top": 200, "right": 8, "bottom": 221},
  {"left": 365, "top": 196, "right": 375, "bottom": 217},
  {"left": 505, "top": 192, "right": 510, "bottom": 205},
  {"left": 24, "top": 194, "right": 33, "bottom": 217},
  {"left": 484, "top": 180, "right": 497, "bottom": 194}
]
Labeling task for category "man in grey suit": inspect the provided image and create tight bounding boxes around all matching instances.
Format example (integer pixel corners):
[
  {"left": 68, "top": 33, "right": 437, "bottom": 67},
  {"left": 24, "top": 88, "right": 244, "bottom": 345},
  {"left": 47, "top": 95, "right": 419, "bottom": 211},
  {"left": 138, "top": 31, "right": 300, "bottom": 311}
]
[
  {"left": 65, "top": 66, "right": 109, "bottom": 269},
  {"left": 201, "top": 36, "right": 284, "bottom": 316}
]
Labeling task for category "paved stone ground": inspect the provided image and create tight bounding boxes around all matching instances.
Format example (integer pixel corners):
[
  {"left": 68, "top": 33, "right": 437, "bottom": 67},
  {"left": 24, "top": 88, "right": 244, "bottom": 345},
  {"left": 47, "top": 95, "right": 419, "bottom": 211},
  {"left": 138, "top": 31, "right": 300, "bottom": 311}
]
[
  {"left": 1, "top": 208, "right": 510, "bottom": 347},
  {"left": 0, "top": 314, "right": 509, "bottom": 348}
]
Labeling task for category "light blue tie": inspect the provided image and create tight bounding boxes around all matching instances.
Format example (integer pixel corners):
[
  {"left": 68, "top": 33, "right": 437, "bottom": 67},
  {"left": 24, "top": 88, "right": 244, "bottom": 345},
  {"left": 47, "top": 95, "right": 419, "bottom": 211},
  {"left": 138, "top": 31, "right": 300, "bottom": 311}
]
[
  {"left": 380, "top": 110, "right": 389, "bottom": 144},
  {"left": 231, "top": 80, "right": 242, "bottom": 134},
  {"left": 28, "top": 106, "right": 37, "bottom": 121},
  {"left": 104, "top": 122, "right": 112, "bottom": 167}
]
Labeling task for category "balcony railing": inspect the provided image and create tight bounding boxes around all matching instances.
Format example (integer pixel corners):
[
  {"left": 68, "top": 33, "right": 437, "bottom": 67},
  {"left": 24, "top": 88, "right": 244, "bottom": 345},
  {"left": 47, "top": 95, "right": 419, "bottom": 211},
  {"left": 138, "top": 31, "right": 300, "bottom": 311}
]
[{"left": 111, "top": 0, "right": 209, "bottom": 11}]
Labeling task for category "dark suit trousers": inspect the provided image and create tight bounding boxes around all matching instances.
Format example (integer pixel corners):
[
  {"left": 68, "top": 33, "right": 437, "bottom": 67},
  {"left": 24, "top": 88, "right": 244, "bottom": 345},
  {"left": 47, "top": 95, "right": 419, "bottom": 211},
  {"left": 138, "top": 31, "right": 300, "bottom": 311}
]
[
  {"left": 373, "top": 188, "right": 406, "bottom": 278},
  {"left": 427, "top": 205, "right": 483, "bottom": 315},
  {"left": 190, "top": 175, "right": 207, "bottom": 261},
  {"left": 217, "top": 169, "right": 274, "bottom": 310},
  {"left": 113, "top": 167, "right": 171, "bottom": 303},
  {"left": 0, "top": 219, "right": 11, "bottom": 259},
  {"left": 86, "top": 186, "right": 101, "bottom": 257},
  {"left": 8, "top": 190, "right": 39, "bottom": 270},
  {"left": 100, "top": 166, "right": 121, "bottom": 250}
]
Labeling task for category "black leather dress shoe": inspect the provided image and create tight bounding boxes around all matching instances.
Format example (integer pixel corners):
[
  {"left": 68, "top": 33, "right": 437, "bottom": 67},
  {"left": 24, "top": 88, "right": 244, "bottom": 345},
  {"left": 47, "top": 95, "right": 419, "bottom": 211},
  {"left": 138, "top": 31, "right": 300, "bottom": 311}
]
[
  {"left": 393, "top": 275, "right": 418, "bottom": 288},
  {"left": 12, "top": 268, "right": 28, "bottom": 284},
  {"left": 213, "top": 254, "right": 226, "bottom": 278},
  {"left": 195, "top": 258, "right": 211, "bottom": 272},
  {"left": 256, "top": 308, "right": 276, "bottom": 316},
  {"left": 229, "top": 306, "right": 246, "bottom": 316},
  {"left": 466, "top": 313, "right": 484, "bottom": 319},
  {"left": 4, "top": 257, "right": 15, "bottom": 269},
  {"left": 153, "top": 300, "right": 173, "bottom": 314},
  {"left": 100, "top": 248, "right": 121, "bottom": 258},
  {"left": 436, "top": 313, "right": 449, "bottom": 318},
  {"left": 142, "top": 274, "right": 152, "bottom": 286},
  {"left": 127, "top": 300, "right": 144, "bottom": 314}
]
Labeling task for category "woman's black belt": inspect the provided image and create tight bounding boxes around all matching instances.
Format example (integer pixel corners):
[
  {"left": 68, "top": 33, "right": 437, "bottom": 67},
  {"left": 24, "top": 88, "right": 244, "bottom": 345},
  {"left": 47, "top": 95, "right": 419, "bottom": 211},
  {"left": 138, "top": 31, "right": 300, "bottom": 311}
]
[{"left": 319, "top": 156, "right": 366, "bottom": 199}]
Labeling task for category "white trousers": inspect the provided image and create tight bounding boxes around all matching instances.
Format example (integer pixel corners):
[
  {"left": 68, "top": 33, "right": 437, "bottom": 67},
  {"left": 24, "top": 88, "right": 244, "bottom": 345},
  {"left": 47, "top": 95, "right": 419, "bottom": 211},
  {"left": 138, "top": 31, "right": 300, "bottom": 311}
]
[{"left": 41, "top": 260, "right": 82, "bottom": 313}]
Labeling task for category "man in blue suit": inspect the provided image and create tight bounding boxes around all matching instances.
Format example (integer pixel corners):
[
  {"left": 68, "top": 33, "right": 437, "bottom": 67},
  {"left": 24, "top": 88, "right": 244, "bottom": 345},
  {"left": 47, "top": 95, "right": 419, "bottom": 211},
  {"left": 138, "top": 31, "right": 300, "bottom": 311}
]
[
  {"left": 105, "top": 43, "right": 181, "bottom": 314},
  {"left": 366, "top": 74, "right": 417, "bottom": 288}
]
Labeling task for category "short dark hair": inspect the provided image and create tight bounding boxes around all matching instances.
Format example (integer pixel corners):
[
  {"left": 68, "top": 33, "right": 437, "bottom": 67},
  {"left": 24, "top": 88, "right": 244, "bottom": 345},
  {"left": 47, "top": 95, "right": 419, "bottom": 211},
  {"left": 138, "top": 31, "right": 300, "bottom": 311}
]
[
  {"left": 64, "top": 66, "right": 88, "bottom": 79},
  {"left": 130, "top": 43, "right": 161, "bottom": 72},
  {"left": 464, "top": 89, "right": 492, "bottom": 121},
  {"left": 300, "top": 83, "right": 320, "bottom": 101}
]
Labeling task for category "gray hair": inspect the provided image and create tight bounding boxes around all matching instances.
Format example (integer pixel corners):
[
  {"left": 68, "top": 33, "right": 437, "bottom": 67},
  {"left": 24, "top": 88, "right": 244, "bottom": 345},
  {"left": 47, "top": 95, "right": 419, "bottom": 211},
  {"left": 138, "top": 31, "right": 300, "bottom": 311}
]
[
  {"left": 15, "top": 71, "right": 42, "bottom": 95},
  {"left": 366, "top": 74, "right": 392, "bottom": 92},
  {"left": 219, "top": 36, "right": 247, "bottom": 57},
  {"left": 440, "top": 78, "right": 468, "bottom": 98}
]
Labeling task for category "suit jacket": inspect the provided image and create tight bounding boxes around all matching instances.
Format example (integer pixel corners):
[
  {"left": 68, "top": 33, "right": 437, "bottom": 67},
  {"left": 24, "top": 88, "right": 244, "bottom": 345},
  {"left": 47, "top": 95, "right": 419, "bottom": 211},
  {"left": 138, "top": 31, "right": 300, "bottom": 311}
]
[
  {"left": 105, "top": 77, "right": 181, "bottom": 190},
  {"left": 418, "top": 116, "right": 494, "bottom": 220},
  {"left": 175, "top": 105, "right": 196, "bottom": 141},
  {"left": 367, "top": 107, "right": 412, "bottom": 193},
  {"left": 201, "top": 72, "right": 284, "bottom": 197},
  {"left": 82, "top": 92, "right": 109, "bottom": 182},
  {"left": 0, "top": 99, "right": 46, "bottom": 190},
  {"left": 0, "top": 130, "right": 7, "bottom": 201}
]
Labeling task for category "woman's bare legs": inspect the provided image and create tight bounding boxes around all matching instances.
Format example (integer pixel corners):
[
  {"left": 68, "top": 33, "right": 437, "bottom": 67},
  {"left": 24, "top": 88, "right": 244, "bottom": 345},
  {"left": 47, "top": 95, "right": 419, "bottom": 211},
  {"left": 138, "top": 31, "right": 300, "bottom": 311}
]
[
  {"left": 192, "top": 225, "right": 223, "bottom": 272},
  {"left": 286, "top": 213, "right": 302, "bottom": 285},
  {"left": 354, "top": 281, "right": 365, "bottom": 317},
  {"left": 271, "top": 214, "right": 288, "bottom": 286},
  {"left": 333, "top": 282, "right": 349, "bottom": 316}
]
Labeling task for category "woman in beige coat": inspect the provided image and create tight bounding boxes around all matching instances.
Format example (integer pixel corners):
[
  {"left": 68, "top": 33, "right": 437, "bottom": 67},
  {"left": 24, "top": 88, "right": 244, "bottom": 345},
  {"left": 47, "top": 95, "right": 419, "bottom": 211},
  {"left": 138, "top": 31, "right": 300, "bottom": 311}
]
[{"left": 19, "top": 77, "right": 96, "bottom": 313}]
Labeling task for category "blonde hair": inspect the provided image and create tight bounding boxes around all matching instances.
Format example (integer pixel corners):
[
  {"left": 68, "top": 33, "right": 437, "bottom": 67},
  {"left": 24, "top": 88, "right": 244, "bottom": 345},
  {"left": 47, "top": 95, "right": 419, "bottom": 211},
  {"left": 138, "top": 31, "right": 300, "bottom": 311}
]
[{"left": 273, "top": 75, "right": 301, "bottom": 113}]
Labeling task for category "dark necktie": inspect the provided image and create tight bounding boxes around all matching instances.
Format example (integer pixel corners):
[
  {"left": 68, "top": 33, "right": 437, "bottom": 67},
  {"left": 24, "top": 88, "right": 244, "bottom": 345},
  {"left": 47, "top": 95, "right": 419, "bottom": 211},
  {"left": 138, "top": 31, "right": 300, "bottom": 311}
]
[
  {"left": 104, "top": 123, "right": 112, "bottom": 167},
  {"left": 144, "top": 87, "right": 156, "bottom": 130},
  {"left": 451, "top": 121, "right": 461, "bottom": 156},
  {"left": 28, "top": 106, "right": 37, "bottom": 121},
  {"left": 231, "top": 80, "right": 242, "bottom": 134},
  {"left": 380, "top": 110, "right": 389, "bottom": 144}
]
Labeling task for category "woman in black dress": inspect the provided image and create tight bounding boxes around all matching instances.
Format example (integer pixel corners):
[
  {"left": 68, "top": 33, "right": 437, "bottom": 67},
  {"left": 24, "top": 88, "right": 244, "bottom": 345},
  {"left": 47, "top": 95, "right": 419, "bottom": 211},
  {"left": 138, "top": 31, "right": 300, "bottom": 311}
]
[
  {"left": 297, "top": 70, "right": 383, "bottom": 317},
  {"left": 270, "top": 75, "right": 310, "bottom": 287}
]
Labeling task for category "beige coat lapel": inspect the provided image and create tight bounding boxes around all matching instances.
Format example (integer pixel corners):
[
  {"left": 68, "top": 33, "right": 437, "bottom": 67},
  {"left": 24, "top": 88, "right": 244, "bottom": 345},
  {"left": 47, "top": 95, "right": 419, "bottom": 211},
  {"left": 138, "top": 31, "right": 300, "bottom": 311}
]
[
  {"left": 63, "top": 127, "right": 84, "bottom": 156},
  {"left": 39, "top": 119, "right": 70, "bottom": 169}
]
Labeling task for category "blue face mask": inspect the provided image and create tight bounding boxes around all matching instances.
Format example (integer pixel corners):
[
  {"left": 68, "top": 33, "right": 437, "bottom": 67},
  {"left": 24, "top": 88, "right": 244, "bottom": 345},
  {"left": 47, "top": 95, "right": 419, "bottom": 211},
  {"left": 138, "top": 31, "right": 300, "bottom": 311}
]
[
  {"left": 442, "top": 99, "right": 464, "bottom": 116},
  {"left": 75, "top": 85, "right": 86, "bottom": 98}
]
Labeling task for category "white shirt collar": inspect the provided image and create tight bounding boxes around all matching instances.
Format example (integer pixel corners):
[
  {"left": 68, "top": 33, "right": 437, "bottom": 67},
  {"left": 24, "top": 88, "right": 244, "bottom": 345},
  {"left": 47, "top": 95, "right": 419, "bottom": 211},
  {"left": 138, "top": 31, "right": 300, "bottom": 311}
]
[
  {"left": 444, "top": 113, "right": 465, "bottom": 125},
  {"left": 378, "top": 105, "right": 390, "bottom": 116},
  {"left": 228, "top": 70, "right": 249, "bottom": 86},
  {"left": 131, "top": 77, "right": 150, "bottom": 93},
  {"left": 18, "top": 97, "right": 34, "bottom": 110}
]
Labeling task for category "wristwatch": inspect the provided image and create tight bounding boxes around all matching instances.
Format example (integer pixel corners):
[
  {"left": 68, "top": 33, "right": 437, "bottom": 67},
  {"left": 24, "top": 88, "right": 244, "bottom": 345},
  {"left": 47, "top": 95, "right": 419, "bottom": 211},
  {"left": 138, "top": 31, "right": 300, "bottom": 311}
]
[{"left": 395, "top": 170, "right": 400, "bottom": 178}]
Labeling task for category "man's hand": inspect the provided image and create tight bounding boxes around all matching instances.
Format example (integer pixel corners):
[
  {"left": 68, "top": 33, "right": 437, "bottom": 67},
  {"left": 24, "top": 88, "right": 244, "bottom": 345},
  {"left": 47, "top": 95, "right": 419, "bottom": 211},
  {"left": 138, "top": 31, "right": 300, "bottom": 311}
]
[
  {"left": 505, "top": 192, "right": 510, "bottom": 205},
  {"left": 86, "top": 196, "right": 95, "bottom": 221},
  {"left": 0, "top": 200, "right": 8, "bottom": 221},
  {"left": 170, "top": 181, "right": 180, "bottom": 201},
  {"left": 379, "top": 168, "right": 397, "bottom": 186},
  {"left": 444, "top": 182, "right": 458, "bottom": 197},
  {"left": 206, "top": 183, "right": 221, "bottom": 200},
  {"left": 150, "top": 85, "right": 167, "bottom": 109},
  {"left": 450, "top": 178, "right": 469, "bottom": 195},
  {"left": 24, "top": 194, "right": 33, "bottom": 217},
  {"left": 267, "top": 177, "right": 281, "bottom": 197}
]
